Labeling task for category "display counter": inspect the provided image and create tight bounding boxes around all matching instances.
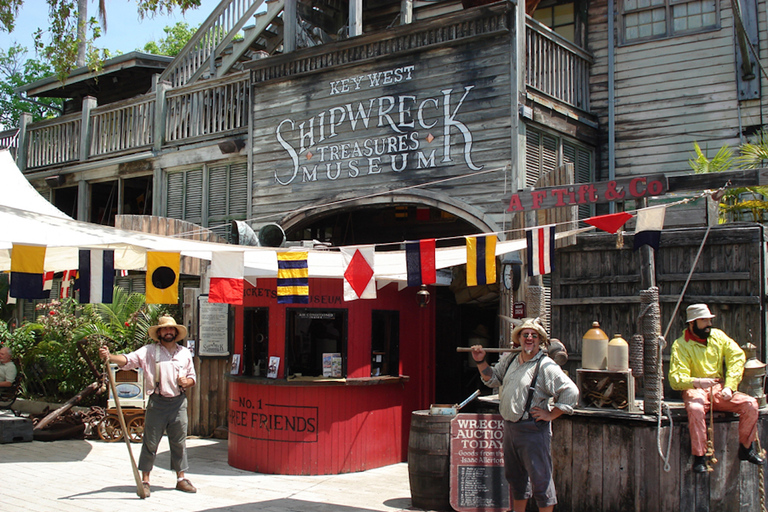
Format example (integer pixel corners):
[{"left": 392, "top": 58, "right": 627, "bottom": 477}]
[{"left": 227, "top": 374, "right": 413, "bottom": 475}]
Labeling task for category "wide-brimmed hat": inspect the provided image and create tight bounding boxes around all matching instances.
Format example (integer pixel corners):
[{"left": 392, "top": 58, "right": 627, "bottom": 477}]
[
  {"left": 686, "top": 304, "right": 715, "bottom": 324},
  {"left": 511, "top": 317, "right": 549, "bottom": 346},
  {"left": 148, "top": 315, "right": 187, "bottom": 342}
]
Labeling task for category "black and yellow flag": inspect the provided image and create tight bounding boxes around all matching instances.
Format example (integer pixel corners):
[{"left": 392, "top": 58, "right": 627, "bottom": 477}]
[{"left": 146, "top": 251, "right": 180, "bottom": 304}]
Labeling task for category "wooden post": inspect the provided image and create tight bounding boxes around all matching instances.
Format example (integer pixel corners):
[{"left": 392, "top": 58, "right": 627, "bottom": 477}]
[
  {"left": 349, "top": 0, "right": 363, "bottom": 37},
  {"left": 284, "top": 0, "right": 297, "bottom": 53},
  {"left": 153, "top": 78, "right": 170, "bottom": 152},
  {"left": 16, "top": 112, "right": 30, "bottom": 172},
  {"left": 79, "top": 96, "right": 97, "bottom": 162},
  {"left": 400, "top": 0, "right": 413, "bottom": 25}
]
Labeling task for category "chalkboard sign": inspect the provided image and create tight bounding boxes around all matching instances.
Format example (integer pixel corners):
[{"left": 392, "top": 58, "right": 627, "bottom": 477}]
[
  {"left": 198, "top": 296, "right": 230, "bottom": 357},
  {"left": 450, "top": 413, "right": 508, "bottom": 512}
]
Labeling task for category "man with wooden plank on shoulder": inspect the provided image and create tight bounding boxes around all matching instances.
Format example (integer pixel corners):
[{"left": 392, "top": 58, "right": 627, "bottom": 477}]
[
  {"left": 470, "top": 317, "right": 578, "bottom": 512},
  {"left": 669, "top": 304, "right": 765, "bottom": 473},
  {"left": 99, "top": 315, "right": 197, "bottom": 497}
]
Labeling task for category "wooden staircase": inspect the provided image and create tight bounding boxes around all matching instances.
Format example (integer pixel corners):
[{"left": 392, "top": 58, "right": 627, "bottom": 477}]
[{"left": 158, "top": 0, "right": 286, "bottom": 88}]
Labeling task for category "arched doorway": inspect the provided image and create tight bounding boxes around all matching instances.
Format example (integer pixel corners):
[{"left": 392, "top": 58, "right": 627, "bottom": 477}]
[{"left": 280, "top": 190, "right": 507, "bottom": 405}]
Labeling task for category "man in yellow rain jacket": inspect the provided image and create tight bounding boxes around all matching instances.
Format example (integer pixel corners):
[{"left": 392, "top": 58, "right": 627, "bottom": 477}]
[{"left": 669, "top": 304, "right": 764, "bottom": 473}]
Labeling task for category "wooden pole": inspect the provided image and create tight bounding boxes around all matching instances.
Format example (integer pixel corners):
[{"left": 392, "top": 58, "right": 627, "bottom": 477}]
[
  {"left": 105, "top": 362, "right": 147, "bottom": 499},
  {"left": 456, "top": 347, "right": 521, "bottom": 353}
]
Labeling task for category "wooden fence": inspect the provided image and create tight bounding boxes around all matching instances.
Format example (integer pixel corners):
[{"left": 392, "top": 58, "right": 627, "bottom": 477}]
[{"left": 551, "top": 223, "right": 768, "bottom": 399}]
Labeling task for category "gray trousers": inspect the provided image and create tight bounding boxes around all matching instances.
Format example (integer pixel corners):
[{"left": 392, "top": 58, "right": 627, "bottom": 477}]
[
  {"left": 503, "top": 419, "right": 557, "bottom": 508},
  {"left": 138, "top": 393, "right": 189, "bottom": 474}
]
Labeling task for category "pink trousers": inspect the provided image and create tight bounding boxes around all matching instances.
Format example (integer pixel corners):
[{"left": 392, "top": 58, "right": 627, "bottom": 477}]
[{"left": 682, "top": 383, "right": 759, "bottom": 456}]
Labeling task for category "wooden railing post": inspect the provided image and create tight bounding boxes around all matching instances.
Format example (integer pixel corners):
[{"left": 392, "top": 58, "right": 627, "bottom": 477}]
[
  {"left": 80, "top": 96, "right": 97, "bottom": 162},
  {"left": 17, "top": 112, "right": 31, "bottom": 171},
  {"left": 154, "top": 79, "right": 170, "bottom": 152}
]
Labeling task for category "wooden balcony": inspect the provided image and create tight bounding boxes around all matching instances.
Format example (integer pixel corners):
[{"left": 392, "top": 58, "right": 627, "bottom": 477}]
[{"left": 13, "top": 12, "right": 593, "bottom": 172}]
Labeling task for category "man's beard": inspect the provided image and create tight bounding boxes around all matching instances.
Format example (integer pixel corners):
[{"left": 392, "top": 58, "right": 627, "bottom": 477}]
[
  {"left": 162, "top": 333, "right": 177, "bottom": 342},
  {"left": 692, "top": 323, "right": 711, "bottom": 339}
]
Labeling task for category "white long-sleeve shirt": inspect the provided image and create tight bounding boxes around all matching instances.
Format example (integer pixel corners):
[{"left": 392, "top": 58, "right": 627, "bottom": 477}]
[{"left": 483, "top": 350, "right": 579, "bottom": 422}]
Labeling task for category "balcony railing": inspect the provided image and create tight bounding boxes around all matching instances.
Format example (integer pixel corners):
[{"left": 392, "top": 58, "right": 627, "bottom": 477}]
[
  {"left": 25, "top": 114, "right": 81, "bottom": 169},
  {"left": 16, "top": 14, "right": 593, "bottom": 171},
  {"left": 526, "top": 17, "right": 592, "bottom": 112},
  {"left": 90, "top": 95, "right": 155, "bottom": 156}
]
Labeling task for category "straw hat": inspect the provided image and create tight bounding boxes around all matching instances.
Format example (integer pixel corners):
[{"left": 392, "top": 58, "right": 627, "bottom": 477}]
[
  {"left": 148, "top": 315, "right": 188, "bottom": 342},
  {"left": 686, "top": 304, "right": 715, "bottom": 324},
  {"left": 511, "top": 317, "right": 549, "bottom": 346}
]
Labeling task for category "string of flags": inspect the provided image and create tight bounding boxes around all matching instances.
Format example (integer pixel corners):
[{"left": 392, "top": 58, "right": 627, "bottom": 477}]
[
  {"left": 9, "top": 247, "right": 182, "bottom": 305},
  {"left": 6, "top": 205, "right": 668, "bottom": 306}
]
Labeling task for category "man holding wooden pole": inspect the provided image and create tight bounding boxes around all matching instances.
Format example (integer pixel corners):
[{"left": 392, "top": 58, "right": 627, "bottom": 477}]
[
  {"left": 99, "top": 315, "right": 197, "bottom": 497},
  {"left": 470, "top": 317, "right": 578, "bottom": 512},
  {"left": 669, "top": 304, "right": 765, "bottom": 473}
]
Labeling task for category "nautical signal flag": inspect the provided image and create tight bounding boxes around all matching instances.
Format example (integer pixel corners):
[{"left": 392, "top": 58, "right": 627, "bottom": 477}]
[
  {"left": 584, "top": 212, "right": 633, "bottom": 234},
  {"left": 10, "top": 243, "right": 47, "bottom": 299},
  {"left": 78, "top": 249, "right": 115, "bottom": 303},
  {"left": 633, "top": 206, "right": 666, "bottom": 251},
  {"left": 526, "top": 225, "right": 555, "bottom": 277},
  {"left": 146, "top": 251, "right": 180, "bottom": 304},
  {"left": 277, "top": 252, "right": 309, "bottom": 304},
  {"left": 43, "top": 272, "right": 54, "bottom": 292},
  {"left": 60, "top": 270, "right": 77, "bottom": 298},
  {"left": 209, "top": 251, "right": 244, "bottom": 305},
  {"left": 466, "top": 235, "right": 497, "bottom": 286},
  {"left": 341, "top": 246, "right": 376, "bottom": 301},
  {"left": 406, "top": 239, "right": 436, "bottom": 287}
]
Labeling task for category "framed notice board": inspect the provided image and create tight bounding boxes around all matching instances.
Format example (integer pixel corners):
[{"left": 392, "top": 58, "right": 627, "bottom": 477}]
[
  {"left": 450, "top": 413, "right": 509, "bottom": 512},
  {"left": 198, "top": 296, "right": 230, "bottom": 357}
]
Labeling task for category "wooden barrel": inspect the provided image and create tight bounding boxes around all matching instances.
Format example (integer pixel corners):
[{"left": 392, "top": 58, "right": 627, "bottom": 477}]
[{"left": 407, "top": 410, "right": 453, "bottom": 511}]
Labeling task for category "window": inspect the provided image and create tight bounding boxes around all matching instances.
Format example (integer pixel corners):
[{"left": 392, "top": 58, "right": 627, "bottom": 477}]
[
  {"left": 621, "top": 0, "right": 718, "bottom": 44},
  {"left": 371, "top": 310, "right": 399, "bottom": 377},
  {"left": 525, "top": 126, "right": 594, "bottom": 218},
  {"left": 286, "top": 309, "right": 347, "bottom": 378},
  {"left": 243, "top": 308, "right": 269, "bottom": 377},
  {"left": 165, "top": 161, "right": 248, "bottom": 240},
  {"left": 532, "top": 1, "right": 576, "bottom": 43}
]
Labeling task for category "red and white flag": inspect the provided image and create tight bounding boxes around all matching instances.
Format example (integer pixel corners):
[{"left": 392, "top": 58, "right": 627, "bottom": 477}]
[
  {"left": 43, "top": 271, "right": 54, "bottom": 291},
  {"left": 526, "top": 225, "right": 556, "bottom": 277},
  {"left": 341, "top": 246, "right": 376, "bottom": 301},
  {"left": 60, "top": 270, "right": 77, "bottom": 298},
  {"left": 209, "top": 251, "right": 244, "bottom": 305}
]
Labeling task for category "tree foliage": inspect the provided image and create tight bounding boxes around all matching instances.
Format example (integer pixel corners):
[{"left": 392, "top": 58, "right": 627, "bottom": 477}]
[
  {"left": 688, "top": 132, "right": 768, "bottom": 223},
  {"left": 0, "top": 0, "right": 202, "bottom": 81},
  {"left": 3, "top": 286, "right": 170, "bottom": 405},
  {"left": 0, "top": 43, "right": 63, "bottom": 129},
  {"left": 142, "top": 21, "right": 198, "bottom": 56}
]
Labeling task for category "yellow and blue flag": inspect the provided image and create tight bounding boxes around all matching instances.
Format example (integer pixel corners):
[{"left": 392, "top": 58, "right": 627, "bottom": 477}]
[
  {"left": 277, "top": 252, "right": 309, "bottom": 304},
  {"left": 10, "top": 243, "right": 47, "bottom": 299},
  {"left": 466, "top": 235, "right": 497, "bottom": 286}
]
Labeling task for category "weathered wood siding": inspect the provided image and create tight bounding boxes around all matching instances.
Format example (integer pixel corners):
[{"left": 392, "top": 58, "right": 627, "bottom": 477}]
[
  {"left": 249, "top": 5, "right": 515, "bottom": 231},
  {"left": 553, "top": 411, "right": 768, "bottom": 512},
  {"left": 588, "top": 0, "right": 768, "bottom": 179},
  {"left": 551, "top": 224, "right": 768, "bottom": 396}
]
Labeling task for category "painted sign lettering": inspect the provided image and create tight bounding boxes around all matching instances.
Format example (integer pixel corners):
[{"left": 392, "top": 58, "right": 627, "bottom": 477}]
[
  {"left": 229, "top": 397, "right": 318, "bottom": 443},
  {"left": 273, "top": 65, "right": 483, "bottom": 185},
  {"left": 506, "top": 174, "right": 668, "bottom": 212},
  {"left": 450, "top": 413, "right": 509, "bottom": 512}
]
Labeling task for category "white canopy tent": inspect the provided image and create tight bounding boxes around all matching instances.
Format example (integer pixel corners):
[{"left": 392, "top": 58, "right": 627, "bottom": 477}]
[{"left": 0, "top": 150, "right": 590, "bottom": 282}]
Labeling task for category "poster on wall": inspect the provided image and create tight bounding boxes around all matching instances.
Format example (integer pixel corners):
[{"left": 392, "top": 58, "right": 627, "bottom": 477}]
[{"left": 198, "top": 295, "right": 229, "bottom": 357}]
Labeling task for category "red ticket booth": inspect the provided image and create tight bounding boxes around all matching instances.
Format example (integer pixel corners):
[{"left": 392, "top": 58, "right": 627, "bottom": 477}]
[{"left": 227, "top": 278, "right": 435, "bottom": 475}]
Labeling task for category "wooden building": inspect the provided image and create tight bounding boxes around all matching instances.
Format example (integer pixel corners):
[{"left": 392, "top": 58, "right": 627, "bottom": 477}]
[{"left": 4, "top": 0, "right": 768, "bottom": 502}]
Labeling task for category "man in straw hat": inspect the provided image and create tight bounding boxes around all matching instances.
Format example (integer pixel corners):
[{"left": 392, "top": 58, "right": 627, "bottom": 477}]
[
  {"left": 669, "top": 304, "right": 764, "bottom": 473},
  {"left": 99, "top": 315, "right": 197, "bottom": 497},
  {"left": 470, "top": 318, "right": 578, "bottom": 512}
]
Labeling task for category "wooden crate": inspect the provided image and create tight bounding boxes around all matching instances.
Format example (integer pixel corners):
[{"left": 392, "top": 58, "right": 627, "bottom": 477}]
[
  {"left": 0, "top": 415, "right": 33, "bottom": 443},
  {"left": 576, "top": 369, "right": 639, "bottom": 413}
]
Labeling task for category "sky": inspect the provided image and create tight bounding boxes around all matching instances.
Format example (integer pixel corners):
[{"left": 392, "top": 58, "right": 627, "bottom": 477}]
[{"left": 0, "top": 0, "right": 222, "bottom": 57}]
